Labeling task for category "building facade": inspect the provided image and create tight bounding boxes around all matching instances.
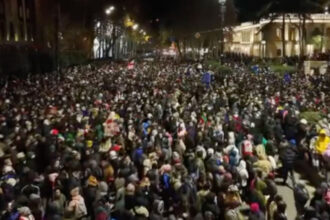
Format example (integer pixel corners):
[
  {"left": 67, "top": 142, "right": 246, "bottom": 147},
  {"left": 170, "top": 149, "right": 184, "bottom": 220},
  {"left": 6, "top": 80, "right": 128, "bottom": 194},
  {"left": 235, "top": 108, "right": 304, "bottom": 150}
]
[
  {"left": 93, "top": 21, "right": 136, "bottom": 60},
  {"left": 0, "top": 0, "right": 44, "bottom": 44},
  {"left": 226, "top": 14, "right": 330, "bottom": 58}
]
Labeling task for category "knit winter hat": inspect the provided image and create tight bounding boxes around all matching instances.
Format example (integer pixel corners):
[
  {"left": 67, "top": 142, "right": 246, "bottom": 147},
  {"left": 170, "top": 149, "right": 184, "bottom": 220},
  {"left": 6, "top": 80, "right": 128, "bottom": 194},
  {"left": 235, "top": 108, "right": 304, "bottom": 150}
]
[
  {"left": 18, "top": 206, "right": 32, "bottom": 216},
  {"left": 87, "top": 175, "right": 98, "bottom": 187},
  {"left": 133, "top": 206, "right": 149, "bottom": 218},
  {"left": 68, "top": 178, "right": 80, "bottom": 193},
  {"left": 250, "top": 203, "right": 260, "bottom": 213},
  {"left": 98, "top": 181, "right": 108, "bottom": 195},
  {"left": 126, "top": 183, "right": 136, "bottom": 195}
]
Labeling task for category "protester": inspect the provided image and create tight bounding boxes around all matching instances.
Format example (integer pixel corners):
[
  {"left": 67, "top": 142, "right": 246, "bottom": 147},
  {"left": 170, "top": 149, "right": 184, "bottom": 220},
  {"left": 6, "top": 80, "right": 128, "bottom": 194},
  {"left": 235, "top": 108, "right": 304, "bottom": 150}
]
[{"left": 0, "top": 58, "right": 329, "bottom": 220}]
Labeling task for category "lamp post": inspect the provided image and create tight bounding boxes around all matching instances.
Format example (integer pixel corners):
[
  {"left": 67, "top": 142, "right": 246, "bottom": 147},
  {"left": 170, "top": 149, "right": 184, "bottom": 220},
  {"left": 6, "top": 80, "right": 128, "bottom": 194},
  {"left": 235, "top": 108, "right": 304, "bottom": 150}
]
[{"left": 218, "top": 0, "right": 227, "bottom": 57}]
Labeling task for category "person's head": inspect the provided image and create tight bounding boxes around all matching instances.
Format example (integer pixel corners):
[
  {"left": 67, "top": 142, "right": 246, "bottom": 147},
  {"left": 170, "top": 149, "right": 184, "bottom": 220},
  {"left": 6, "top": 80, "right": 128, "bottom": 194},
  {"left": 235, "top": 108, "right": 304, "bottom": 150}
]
[
  {"left": 319, "top": 129, "right": 327, "bottom": 138},
  {"left": 274, "top": 195, "right": 283, "bottom": 204},
  {"left": 55, "top": 189, "right": 62, "bottom": 198},
  {"left": 277, "top": 201, "right": 287, "bottom": 213}
]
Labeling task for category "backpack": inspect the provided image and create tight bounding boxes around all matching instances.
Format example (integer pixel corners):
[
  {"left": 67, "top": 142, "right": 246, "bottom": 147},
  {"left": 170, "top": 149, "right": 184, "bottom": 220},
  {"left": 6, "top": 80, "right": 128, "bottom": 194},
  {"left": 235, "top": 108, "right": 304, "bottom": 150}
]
[{"left": 294, "top": 185, "right": 309, "bottom": 205}]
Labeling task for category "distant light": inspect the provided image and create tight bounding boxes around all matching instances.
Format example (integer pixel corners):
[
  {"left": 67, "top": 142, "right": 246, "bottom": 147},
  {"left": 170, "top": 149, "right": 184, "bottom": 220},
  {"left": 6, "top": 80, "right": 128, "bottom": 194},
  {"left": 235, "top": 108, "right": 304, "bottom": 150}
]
[
  {"left": 105, "top": 6, "right": 115, "bottom": 15},
  {"left": 133, "top": 24, "right": 139, "bottom": 30},
  {"left": 325, "top": 6, "right": 329, "bottom": 14},
  {"left": 96, "top": 21, "right": 101, "bottom": 28}
]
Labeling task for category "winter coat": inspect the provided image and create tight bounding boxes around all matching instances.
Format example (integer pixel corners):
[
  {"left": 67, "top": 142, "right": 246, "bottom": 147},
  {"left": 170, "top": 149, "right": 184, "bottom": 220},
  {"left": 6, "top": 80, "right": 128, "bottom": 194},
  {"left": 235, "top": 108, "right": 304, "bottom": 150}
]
[
  {"left": 253, "top": 159, "right": 272, "bottom": 175},
  {"left": 241, "top": 140, "right": 253, "bottom": 157},
  {"left": 94, "top": 204, "right": 110, "bottom": 220},
  {"left": 237, "top": 160, "right": 249, "bottom": 187},
  {"left": 67, "top": 195, "right": 87, "bottom": 219},
  {"left": 225, "top": 208, "right": 244, "bottom": 220},
  {"left": 280, "top": 146, "right": 297, "bottom": 167},
  {"left": 294, "top": 184, "right": 309, "bottom": 207},
  {"left": 83, "top": 186, "right": 97, "bottom": 217},
  {"left": 115, "top": 187, "right": 126, "bottom": 211},
  {"left": 264, "top": 179, "right": 277, "bottom": 197},
  {"left": 315, "top": 132, "right": 330, "bottom": 154},
  {"left": 248, "top": 211, "right": 266, "bottom": 220}
]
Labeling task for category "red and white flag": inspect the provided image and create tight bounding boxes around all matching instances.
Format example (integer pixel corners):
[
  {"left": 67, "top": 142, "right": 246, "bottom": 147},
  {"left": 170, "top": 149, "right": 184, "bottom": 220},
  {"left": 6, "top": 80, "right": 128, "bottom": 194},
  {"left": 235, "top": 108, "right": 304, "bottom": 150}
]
[{"left": 127, "top": 60, "right": 135, "bottom": 70}]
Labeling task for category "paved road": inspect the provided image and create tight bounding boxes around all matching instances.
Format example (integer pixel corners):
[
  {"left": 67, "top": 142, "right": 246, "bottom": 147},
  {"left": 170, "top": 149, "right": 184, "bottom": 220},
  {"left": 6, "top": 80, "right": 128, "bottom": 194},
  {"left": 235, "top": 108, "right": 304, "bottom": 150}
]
[{"left": 276, "top": 171, "right": 316, "bottom": 220}]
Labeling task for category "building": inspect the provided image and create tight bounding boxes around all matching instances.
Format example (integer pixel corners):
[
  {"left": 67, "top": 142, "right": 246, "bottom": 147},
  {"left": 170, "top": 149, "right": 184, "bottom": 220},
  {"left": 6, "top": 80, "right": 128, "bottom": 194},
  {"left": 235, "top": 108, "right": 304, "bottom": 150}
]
[
  {"left": 0, "top": 0, "right": 58, "bottom": 75},
  {"left": 226, "top": 14, "right": 330, "bottom": 58},
  {"left": 93, "top": 21, "right": 136, "bottom": 60},
  {"left": 0, "top": 0, "right": 38, "bottom": 43}
]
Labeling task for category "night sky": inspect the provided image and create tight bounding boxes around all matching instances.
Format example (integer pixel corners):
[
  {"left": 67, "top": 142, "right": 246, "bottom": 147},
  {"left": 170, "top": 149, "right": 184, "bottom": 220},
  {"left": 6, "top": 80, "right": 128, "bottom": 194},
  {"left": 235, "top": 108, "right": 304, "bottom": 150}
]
[
  {"left": 122, "top": 0, "right": 327, "bottom": 33},
  {"left": 60, "top": 0, "right": 328, "bottom": 40}
]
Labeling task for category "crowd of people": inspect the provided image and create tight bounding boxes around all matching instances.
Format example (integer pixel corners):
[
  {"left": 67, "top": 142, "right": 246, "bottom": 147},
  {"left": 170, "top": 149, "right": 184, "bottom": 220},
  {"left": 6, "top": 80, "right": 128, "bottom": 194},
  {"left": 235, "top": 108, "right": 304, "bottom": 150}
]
[{"left": 0, "top": 59, "right": 329, "bottom": 220}]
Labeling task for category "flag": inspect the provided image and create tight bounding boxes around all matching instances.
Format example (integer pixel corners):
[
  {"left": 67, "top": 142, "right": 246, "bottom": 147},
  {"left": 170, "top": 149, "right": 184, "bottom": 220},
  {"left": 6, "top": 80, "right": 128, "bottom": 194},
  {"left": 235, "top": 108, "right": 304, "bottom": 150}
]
[{"left": 128, "top": 60, "right": 135, "bottom": 70}]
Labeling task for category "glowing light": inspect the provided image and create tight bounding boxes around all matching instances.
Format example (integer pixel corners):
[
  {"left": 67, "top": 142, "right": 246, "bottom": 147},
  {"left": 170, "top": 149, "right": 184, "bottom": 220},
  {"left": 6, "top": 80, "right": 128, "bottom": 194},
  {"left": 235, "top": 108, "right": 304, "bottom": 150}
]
[
  {"left": 124, "top": 16, "right": 134, "bottom": 27},
  {"left": 105, "top": 6, "right": 115, "bottom": 15},
  {"left": 96, "top": 21, "right": 101, "bottom": 28},
  {"left": 132, "top": 24, "right": 139, "bottom": 30}
]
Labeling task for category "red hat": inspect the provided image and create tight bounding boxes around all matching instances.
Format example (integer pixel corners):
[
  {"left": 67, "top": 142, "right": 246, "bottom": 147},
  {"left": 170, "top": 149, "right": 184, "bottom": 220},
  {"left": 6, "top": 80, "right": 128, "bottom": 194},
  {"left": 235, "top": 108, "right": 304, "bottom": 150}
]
[
  {"left": 51, "top": 129, "right": 59, "bottom": 136},
  {"left": 250, "top": 203, "right": 260, "bottom": 213},
  {"left": 112, "top": 145, "right": 121, "bottom": 152}
]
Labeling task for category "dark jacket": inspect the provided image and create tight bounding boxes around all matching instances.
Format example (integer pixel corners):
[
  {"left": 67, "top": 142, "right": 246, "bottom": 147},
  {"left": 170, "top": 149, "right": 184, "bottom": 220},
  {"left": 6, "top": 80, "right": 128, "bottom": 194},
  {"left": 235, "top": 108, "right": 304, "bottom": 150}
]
[
  {"left": 248, "top": 211, "right": 266, "bottom": 220},
  {"left": 280, "top": 146, "right": 297, "bottom": 167}
]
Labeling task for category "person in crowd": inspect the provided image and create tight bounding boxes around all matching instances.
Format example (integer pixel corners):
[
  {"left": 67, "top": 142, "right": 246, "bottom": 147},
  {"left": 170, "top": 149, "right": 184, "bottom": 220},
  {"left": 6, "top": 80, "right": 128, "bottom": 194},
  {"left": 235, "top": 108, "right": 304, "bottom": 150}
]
[{"left": 0, "top": 56, "right": 329, "bottom": 220}]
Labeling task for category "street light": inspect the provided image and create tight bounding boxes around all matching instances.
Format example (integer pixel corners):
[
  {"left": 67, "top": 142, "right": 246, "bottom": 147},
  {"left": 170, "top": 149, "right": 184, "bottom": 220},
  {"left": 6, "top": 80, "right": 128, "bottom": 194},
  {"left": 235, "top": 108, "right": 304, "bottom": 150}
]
[
  {"left": 105, "top": 6, "right": 115, "bottom": 15},
  {"left": 132, "top": 24, "right": 139, "bottom": 30},
  {"left": 325, "top": 6, "right": 329, "bottom": 15}
]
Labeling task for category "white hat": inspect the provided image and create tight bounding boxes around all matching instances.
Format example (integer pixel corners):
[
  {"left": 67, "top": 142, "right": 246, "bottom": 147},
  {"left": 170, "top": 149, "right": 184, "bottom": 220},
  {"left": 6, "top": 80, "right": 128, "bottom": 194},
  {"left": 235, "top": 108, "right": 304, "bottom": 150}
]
[
  {"left": 6, "top": 178, "right": 17, "bottom": 186},
  {"left": 3, "top": 165, "right": 14, "bottom": 174},
  {"left": 207, "top": 148, "right": 214, "bottom": 156},
  {"left": 17, "top": 152, "right": 26, "bottom": 159},
  {"left": 18, "top": 206, "right": 31, "bottom": 216},
  {"left": 300, "top": 119, "right": 308, "bottom": 125},
  {"left": 109, "top": 151, "right": 118, "bottom": 160}
]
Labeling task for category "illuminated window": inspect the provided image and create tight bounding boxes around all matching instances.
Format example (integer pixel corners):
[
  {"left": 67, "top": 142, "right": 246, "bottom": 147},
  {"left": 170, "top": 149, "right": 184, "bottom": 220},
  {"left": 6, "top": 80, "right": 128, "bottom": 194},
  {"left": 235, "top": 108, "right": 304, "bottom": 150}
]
[
  {"left": 276, "top": 28, "right": 282, "bottom": 39},
  {"left": 242, "top": 31, "right": 251, "bottom": 43},
  {"left": 289, "top": 28, "right": 296, "bottom": 41}
]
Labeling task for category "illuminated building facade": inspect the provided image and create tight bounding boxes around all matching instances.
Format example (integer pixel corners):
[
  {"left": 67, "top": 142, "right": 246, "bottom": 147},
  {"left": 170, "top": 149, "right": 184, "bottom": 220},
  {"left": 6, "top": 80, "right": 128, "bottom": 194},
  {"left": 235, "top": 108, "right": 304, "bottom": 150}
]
[{"left": 226, "top": 14, "right": 330, "bottom": 58}]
